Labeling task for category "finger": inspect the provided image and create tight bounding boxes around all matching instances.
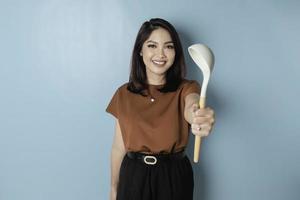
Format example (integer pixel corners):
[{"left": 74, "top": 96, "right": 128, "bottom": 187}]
[
  {"left": 195, "top": 123, "right": 211, "bottom": 130},
  {"left": 206, "top": 107, "right": 214, "bottom": 112},
  {"left": 191, "top": 103, "right": 199, "bottom": 116},
  {"left": 192, "top": 103, "right": 199, "bottom": 110},
  {"left": 207, "top": 108, "right": 214, "bottom": 115},
  {"left": 191, "top": 123, "right": 211, "bottom": 131},
  {"left": 194, "top": 108, "right": 214, "bottom": 117},
  {"left": 191, "top": 128, "right": 210, "bottom": 137},
  {"left": 201, "top": 123, "right": 214, "bottom": 132},
  {"left": 193, "top": 116, "right": 214, "bottom": 124},
  {"left": 191, "top": 124, "right": 213, "bottom": 136}
]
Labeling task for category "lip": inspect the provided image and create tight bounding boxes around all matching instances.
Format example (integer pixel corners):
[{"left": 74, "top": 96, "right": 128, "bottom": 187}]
[
  {"left": 152, "top": 60, "right": 167, "bottom": 65},
  {"left": 152, "top": 60, "right": 167, "bottom": 62}
]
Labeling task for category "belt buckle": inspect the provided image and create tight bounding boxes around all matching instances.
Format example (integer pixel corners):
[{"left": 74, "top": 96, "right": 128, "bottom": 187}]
[{"left": 143, "top": 155, "right": 157, "bottom": 165}]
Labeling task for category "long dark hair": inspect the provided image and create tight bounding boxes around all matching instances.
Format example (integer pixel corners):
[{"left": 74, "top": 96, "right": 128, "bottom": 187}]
[{"left": 127, "top": 18, "right": 186, "bottom": 96}]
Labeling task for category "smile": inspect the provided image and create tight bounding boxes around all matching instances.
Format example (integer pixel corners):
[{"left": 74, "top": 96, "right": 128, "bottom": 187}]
[{"left": 152, "top": 60, "right": 167, "bottom": 65}]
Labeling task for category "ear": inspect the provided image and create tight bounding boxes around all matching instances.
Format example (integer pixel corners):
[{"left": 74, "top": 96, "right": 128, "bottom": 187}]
[{"left": 140, "top": 52, "right": 143, "bottom": 56}]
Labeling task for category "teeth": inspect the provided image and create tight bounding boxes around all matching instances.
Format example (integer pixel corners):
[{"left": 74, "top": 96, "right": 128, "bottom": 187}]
[{"left": 153, "top": 60, "right": 166, "bottom": 65}]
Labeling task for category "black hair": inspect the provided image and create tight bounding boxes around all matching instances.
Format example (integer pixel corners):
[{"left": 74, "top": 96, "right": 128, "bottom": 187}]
[{"left": 127, "top": 18, "right": 186, "bottom": 96}]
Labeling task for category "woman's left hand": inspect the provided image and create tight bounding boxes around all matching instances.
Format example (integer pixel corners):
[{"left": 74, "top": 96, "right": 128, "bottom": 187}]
[{"left": 191, "top": 104, "right": 215, "bottom": 137}]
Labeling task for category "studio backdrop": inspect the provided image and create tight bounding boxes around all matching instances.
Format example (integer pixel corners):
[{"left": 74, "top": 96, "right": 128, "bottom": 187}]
[{"left": 0, "top": 0, "right": 299, "bottom": 200}]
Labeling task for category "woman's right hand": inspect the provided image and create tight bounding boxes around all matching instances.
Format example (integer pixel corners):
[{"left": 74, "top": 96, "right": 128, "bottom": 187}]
[{"left": 110, "top": 187, "right": 117, "bottom": 200}]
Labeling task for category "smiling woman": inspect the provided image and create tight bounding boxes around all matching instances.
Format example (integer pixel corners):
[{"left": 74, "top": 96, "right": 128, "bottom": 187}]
[
  {"left": 106, "top": 18, "right": 215, "bottom": 200},
  {"left": 140, "top": 28, "right": 176, "bottom": 85}
]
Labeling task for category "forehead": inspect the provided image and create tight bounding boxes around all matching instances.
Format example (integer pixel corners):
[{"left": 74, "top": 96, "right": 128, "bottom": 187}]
[{"left": 146, "top": 27, "right": 173, "bottom": 43}]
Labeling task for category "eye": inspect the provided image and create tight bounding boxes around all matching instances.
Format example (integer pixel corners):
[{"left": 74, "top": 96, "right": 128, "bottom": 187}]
[
  {"left": 147, "top": 44, "right": 156, "bottom": 48},
  {"left": 167, "top": 45, "right": 174, "bottom": 49}
]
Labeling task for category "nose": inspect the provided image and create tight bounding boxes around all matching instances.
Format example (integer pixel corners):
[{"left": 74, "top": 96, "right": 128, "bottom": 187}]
[{"left": 158, "top": 48, "right": 166, "bottom": 58}]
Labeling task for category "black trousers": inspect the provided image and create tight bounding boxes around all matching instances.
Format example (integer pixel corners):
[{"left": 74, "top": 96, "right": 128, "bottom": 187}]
[{"left": 116, "top": 152, "right": 194, "bottom": 200}]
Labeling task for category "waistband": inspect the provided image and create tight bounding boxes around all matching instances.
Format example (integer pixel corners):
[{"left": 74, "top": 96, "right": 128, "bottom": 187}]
[{"left": 126, "top": 150, "right": 186, "bottom": 165}]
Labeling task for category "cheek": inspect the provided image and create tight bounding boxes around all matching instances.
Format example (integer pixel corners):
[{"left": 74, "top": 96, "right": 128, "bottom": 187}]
[
  {"left": 142, "top": 55, "right": 154, "bottom": 66},
  {"left": 166, "top": 50, "right": 175, "bottom": 57},
  {"left": 168, "top": 52, "right": 176, "bottom": 62},
  {"left": 143, "top": 51, "right": 154, "bottom": 59},
  {"left": 142, "top": 56, "right": 149, "bottom": 65},
  {"left": 141, "top": 51, "right": 150, "bottom": 58}
]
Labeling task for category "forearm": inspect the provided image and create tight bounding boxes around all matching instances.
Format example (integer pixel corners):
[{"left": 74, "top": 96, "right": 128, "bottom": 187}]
[
  {"left": 184, "top": 93, "right": 200, "bottom": 125},
  {"left": 110, "top": 145, "right": 126, "bottom": 190}
]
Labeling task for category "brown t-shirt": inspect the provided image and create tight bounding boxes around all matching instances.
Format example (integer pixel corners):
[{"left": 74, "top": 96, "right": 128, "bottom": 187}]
[{"left": 106, "top": 79, "right": 201, "bottom": 154}]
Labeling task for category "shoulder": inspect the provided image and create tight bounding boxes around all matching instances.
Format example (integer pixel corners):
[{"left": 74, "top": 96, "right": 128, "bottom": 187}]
[
  {"left": 114, "top": 82, "right": 130, "bottom": 97},
  {"left": 118, "top": 82, "right": 129, "bottom": 91},
  {"left": 181, "top": 78, "right": 200, "bottom": 88},
  {"left": 180, "top": 78, "right": 201, "bottom": 97}
]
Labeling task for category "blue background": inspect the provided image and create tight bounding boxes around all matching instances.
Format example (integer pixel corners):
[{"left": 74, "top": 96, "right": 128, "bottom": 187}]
[{"left": 0, "top": 0, "right": 299, "bottom": 199}]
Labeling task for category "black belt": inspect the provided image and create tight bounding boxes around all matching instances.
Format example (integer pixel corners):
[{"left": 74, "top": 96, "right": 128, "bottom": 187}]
[{"left": 126, "top": 150, "right": 186, "bottom": 165}]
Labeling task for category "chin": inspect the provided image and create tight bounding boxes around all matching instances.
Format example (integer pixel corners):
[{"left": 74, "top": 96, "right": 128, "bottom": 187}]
[{"left": 150, "top": 68, "right": 169, "bottom": 75}]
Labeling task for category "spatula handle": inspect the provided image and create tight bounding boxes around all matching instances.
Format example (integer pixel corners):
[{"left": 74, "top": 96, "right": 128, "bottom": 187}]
[{"left": 193, "top": 96, "right": 206, "bottom": 163}]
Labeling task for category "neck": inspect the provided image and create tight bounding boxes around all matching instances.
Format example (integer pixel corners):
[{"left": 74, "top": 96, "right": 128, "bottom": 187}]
[{"left": 147, "top": 77, "right": 166, "bottom": 85}]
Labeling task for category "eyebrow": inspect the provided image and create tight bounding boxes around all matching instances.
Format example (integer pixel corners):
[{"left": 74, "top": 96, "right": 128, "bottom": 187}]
[{"left": 146, "top": 40, "right": 174, "bottom": 44}]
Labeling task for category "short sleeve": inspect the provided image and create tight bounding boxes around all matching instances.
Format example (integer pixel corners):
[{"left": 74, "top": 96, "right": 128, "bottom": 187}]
[
  {"left": 182, "top": 80, "right": 201, "bottom": 99},
  {"left": 106, "top": 88, "right": 120, "bottom": 119}
]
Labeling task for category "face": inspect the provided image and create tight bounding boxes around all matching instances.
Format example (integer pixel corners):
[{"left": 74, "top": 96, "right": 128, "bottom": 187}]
[{"left": 140, "top": 27, "right": 175, "bottom": 83}]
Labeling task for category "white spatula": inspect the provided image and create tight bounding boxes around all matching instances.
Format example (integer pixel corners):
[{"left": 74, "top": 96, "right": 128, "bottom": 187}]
[{"left": 188, "top": 43, "right": 215, "bottom": 163}]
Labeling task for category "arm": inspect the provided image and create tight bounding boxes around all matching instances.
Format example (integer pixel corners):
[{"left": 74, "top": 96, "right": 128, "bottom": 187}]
[
  {"left": 184, "top": 93, "right": 215, "bottom": 137},
  {"left": 110, "top": 119, "right": 126, "bottom": 200},
  {"left": 184, "top": 93, "right": 200, "bottom": 124}
]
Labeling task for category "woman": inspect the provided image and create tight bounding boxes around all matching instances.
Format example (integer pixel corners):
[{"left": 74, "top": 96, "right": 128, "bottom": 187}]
[{"left": 106, "top": 18, "right": 215, "bottom": 200}]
